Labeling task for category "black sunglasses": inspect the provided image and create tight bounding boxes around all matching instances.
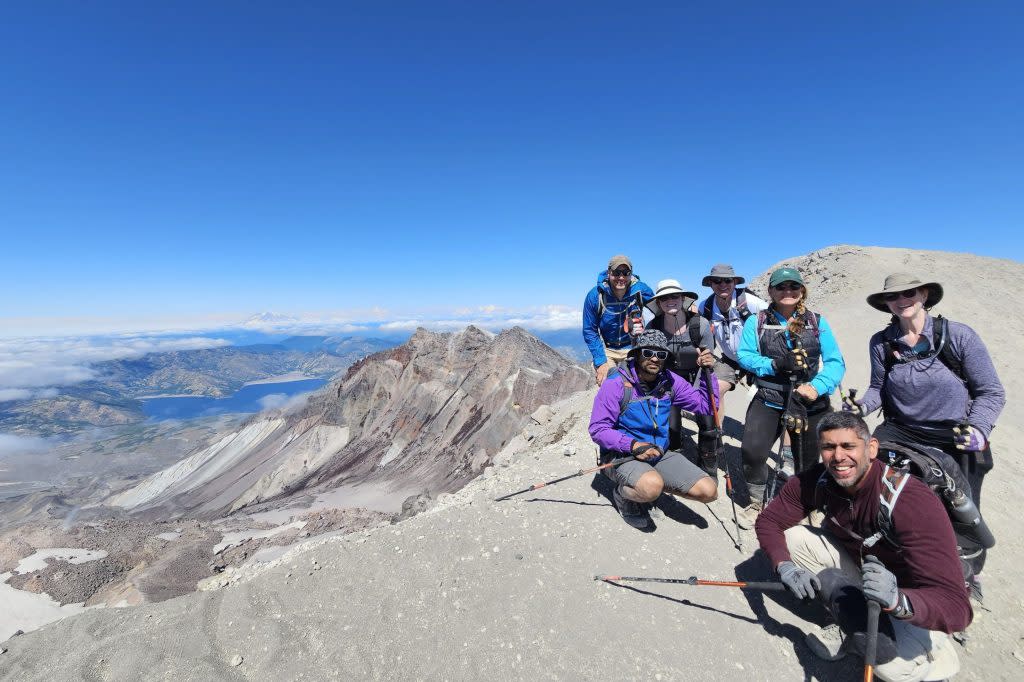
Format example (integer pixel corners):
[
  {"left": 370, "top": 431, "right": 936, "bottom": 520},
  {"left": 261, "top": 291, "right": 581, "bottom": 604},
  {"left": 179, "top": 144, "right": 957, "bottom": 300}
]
[
  {"left": 709, "top": 278, "right": 734, "bottom": 285},
  {"left": 882, "top": 288, "right": 920, "bottom": 302},
  {"left": 640, "top": 348, "right": 669, "bottom": 360},
  {"left": 610, "top": 269, "right": 632, "bottom": 278},
  {"left": 773, "top": 282, "right": 803, "bottom": 291}
]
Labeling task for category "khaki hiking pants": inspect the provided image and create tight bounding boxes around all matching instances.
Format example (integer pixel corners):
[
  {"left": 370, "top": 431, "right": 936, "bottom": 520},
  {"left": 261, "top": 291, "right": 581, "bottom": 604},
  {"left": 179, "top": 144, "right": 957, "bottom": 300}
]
[
  {"left": 785, "top": 525, "right": 960, "bottom": 682},
  {"left": 604, "top": 347, "right": 630, "bottom": 365}
]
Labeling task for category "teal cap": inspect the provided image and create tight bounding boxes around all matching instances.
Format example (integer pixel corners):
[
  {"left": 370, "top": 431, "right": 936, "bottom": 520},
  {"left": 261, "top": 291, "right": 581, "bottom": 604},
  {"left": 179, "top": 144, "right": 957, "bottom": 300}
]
[{"left": 769, "top": 267, "right": 804, "bottom": 288}]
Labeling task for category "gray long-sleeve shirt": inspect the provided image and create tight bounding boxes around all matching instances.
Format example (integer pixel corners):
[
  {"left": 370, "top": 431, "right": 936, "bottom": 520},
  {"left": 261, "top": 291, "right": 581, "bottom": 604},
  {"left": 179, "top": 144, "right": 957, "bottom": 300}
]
[{"left": 860, "top": 315, "right": 1005, "bottom": 437}]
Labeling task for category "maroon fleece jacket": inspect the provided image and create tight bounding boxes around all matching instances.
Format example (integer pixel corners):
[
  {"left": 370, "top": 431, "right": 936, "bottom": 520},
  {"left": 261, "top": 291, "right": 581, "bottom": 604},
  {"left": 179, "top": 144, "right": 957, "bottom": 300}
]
[{"left": 756, "top": 459, "right": 972, "bottom": 633}]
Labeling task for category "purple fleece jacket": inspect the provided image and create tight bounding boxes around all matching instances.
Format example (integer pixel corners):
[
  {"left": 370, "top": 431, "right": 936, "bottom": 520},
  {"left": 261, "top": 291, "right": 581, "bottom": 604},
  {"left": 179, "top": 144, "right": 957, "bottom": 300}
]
[{"left": 756, "top": 460, "right": 972, "bottom": 633}]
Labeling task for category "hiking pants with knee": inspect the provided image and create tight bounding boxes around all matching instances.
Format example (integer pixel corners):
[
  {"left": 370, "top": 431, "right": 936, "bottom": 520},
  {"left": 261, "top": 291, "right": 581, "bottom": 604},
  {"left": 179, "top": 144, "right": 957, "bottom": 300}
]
[
  {"left": 740, "top": 397, "right": 830, "bottom": 486},
  {"left": 785, "top": 524, "right": 961, "bottom": 682}
]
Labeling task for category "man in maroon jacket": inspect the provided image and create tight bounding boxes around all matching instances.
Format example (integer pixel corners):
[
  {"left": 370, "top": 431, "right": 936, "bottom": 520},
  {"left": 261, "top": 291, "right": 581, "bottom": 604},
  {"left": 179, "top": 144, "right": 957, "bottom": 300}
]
[{"left": 755, "top": 411, "right": 970, "bottom": 681}]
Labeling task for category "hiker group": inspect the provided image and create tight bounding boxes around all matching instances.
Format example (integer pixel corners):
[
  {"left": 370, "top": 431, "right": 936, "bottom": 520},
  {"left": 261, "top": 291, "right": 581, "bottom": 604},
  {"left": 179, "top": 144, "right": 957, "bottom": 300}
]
[{"left": 581, "top": 255, "right": 1005, "bottom": 681}]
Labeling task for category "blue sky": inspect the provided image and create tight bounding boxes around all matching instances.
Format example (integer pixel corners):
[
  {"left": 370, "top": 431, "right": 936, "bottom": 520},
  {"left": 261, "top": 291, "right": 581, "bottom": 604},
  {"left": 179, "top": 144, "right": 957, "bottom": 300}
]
[{"left": 2, "top": 1, "right": 1021, "bottom": 334}]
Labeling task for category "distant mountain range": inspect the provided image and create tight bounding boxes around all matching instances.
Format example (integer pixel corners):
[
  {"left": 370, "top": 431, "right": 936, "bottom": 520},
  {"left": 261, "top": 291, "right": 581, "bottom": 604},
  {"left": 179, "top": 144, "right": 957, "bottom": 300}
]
[{"left": 0, "top": 336, "right": 395, "bottom": 436}]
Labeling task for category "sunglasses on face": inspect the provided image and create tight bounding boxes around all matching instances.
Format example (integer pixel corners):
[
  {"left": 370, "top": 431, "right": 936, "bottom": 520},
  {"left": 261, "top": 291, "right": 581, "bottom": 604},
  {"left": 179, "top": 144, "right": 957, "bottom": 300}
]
[
  {"left": 610, "top": 269, "right": 632, "bottom": 278},
  {"left": 773, "top": 282, "right": 802, "bottom": 292},
  {"left": 639, "top": 349, "right": 669, "bottom": 360},
  {"left": 709, "top": 278, "right": 734, "bottom": 285},
  {"left": 882, "top": 288, "right": 920, "bottom": 302},
  {"left": 659, "top": 293, "right": 682, "bottom": 300}
]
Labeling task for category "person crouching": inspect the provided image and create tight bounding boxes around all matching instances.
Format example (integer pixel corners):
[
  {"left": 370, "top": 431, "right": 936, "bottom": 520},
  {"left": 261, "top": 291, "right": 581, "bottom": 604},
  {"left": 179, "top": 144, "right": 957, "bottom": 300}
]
[
  {"left": 588, "top": 329, "right": 719, "bottom": 530},
  {"left": 756, "top": 411, "right": 969, "bottom": 681}
]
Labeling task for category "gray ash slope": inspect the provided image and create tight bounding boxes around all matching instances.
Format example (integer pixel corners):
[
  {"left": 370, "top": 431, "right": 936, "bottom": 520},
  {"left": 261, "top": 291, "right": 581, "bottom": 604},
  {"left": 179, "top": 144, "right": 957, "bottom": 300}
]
[{"left": 4, "top": 246, "right": 1023, "bottom": 681}]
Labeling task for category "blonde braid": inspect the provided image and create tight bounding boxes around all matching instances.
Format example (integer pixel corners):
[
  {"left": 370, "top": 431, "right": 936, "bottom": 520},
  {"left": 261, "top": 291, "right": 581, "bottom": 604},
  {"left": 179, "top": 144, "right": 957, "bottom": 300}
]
[{"left": 788, "top": 287, "right": 809, "bottom": 336}]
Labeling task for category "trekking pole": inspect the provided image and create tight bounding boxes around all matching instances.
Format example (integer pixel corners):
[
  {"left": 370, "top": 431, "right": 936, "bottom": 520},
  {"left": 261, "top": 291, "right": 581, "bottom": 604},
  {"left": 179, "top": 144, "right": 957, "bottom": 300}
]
[
  {"left": 494, "top": 456, "right": 635, "bottom": 502},
  {"left": 704, "top": 365, "right": 741, "bottom": 551},
  {"left": 864, "top": 600, "right": 880, "bottom": 682},
  {"left": 766, "top": 375, "right": 798, "bottom": 502},
  {"left": 594, "top": 574, "right": 786, "bottom": 592}
]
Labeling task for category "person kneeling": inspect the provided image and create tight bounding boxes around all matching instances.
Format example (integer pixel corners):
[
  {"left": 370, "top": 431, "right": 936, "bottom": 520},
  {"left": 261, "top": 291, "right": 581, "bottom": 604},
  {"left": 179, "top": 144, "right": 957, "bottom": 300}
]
[
  {"left": 755, "top": 412, "right": 970, "bottom": 681},
  {"left": 588, "top": 330, "right": 718, "bottom": 530}
]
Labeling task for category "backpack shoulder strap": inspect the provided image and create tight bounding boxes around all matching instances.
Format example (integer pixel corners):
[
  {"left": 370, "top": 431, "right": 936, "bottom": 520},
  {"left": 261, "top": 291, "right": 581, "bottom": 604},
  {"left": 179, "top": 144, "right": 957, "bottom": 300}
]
[
  {"left": 687, "top": 312, "right": 705, "bottom": 350},
  {"left": 607, "top": 365, "right": 634, "bottom": 416},
  {"left": 597, "top": 288, "right": 606, "bottom": 317},
  {"left": 735, "top": 289, "right": 752, "bottom": 322},
  {"left": 701, "top": 297, "right": 715, "bottom": 322},
  {"left": 864, "top": 464, "right": 911, "bottom": 549},
  {"left": 805, "top": 311, "right": 821, "bottom": 339},
  {"left": 933, "top": 316, "right": 966, "bottom": 383}
]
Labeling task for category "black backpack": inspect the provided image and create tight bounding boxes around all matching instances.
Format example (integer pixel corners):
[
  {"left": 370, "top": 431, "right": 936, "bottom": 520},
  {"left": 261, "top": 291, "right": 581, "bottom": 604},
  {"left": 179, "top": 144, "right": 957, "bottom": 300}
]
[{"left": 815, "top": 440, "right": 995, "bottom": 553}]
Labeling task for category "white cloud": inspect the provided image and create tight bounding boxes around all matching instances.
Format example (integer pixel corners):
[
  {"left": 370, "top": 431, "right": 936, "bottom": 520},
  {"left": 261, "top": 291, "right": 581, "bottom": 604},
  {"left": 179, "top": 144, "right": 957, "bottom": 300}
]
[
  {"left": 0, "top": 336, "right": 231, "bottom": 392},
  {"left": 258, "top": 392, "right": 314, "bottom": 414},
  {"left": 0, "top": 433, "right": 52, "bottom": 456}
]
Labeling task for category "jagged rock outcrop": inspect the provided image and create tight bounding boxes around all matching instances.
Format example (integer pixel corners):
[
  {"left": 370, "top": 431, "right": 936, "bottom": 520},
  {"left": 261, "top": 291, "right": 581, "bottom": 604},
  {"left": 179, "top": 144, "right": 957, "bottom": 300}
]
[{"left": 108, "top": 326, "right": 591, "bottom": 519}]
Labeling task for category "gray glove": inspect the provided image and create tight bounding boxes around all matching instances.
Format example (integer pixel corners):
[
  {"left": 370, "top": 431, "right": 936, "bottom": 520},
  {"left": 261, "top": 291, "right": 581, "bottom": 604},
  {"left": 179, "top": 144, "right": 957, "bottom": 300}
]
[
  {"left": 861, "top": 555, "right": 899, "bottom": 609},
  {"left": 778, "top": 561, "right": 820, "bottom": 600}
]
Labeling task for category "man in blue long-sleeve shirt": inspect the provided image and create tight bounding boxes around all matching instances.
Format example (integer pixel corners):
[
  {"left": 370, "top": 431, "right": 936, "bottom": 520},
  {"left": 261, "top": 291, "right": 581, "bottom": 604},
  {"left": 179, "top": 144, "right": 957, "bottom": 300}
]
[{"left": 582, "top": 255, "right": 653, "bottom": 385}]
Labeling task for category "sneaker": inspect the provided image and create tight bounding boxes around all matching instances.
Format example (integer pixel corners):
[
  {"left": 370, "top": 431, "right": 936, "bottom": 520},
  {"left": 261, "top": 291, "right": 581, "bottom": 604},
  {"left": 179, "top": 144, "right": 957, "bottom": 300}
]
[
  {"left": 805, "top": 624, "right": 848, "bottom": 662},
  {"left": 613, "top": 486, "right": 651, "bottom": 530}
]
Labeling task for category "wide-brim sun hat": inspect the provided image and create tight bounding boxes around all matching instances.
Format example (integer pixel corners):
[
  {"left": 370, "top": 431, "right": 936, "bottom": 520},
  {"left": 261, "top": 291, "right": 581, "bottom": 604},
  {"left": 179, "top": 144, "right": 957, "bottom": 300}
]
[
  {"left": 701, "top": 264, "right": 746, "bottom": 287},
  {"left": 866, "top": 273, "right": 943, "bottom": 312},
  {"left": 646, "top": 278, "right": 699, "bottom": 313},
  {"left": 629, "top": 329, "right": 670, "bottom": 355},
  {"left": 768, "top": 267, "right": 805, "bottom": 288}
]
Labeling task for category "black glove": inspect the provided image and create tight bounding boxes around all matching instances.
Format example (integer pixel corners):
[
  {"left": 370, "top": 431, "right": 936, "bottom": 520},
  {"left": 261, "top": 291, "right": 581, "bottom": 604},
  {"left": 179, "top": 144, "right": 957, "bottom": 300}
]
[
  {"left": 783, "top": 395, "right": 809, "bottom": 433},
  {"left": 630, "top": 441, "right": 664, "bottom": 461},
  {"left": 773, "top": 347, "right": 809, "bottom": 374},
  {"left": 778, "top": 561, "right": 820, "bottom": 600}
]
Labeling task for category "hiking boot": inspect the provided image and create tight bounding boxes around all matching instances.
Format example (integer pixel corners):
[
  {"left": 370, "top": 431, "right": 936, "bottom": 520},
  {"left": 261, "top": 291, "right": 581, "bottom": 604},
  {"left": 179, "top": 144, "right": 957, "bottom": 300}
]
[
  {"left": 699, "top": 452, "right": 719, "bottom": 478},
  {"left": 805, "top": 623, "right": 848, "bottom": 662},
  {"left": 736, "top": 500, "right": 762, "bottom": 530},
  {"left": 613, "top": 486, "right": 651, "bottom": 530}
]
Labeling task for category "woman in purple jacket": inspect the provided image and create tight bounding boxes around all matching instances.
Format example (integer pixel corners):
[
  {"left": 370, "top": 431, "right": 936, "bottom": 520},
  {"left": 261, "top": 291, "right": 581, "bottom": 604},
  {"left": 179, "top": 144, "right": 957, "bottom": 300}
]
[{"left": 850, "top": 273, "right": 1005, "bottom": 595}]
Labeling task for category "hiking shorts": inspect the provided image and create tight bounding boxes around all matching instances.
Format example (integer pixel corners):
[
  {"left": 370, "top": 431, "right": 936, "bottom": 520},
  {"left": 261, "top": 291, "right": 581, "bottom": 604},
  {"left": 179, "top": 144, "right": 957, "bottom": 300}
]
[
  {"left": 718, "top": 355, "right": 751, "bottom": 388},
  {"left": 606, "top": 450, "right": 708, "bottom": 494}
]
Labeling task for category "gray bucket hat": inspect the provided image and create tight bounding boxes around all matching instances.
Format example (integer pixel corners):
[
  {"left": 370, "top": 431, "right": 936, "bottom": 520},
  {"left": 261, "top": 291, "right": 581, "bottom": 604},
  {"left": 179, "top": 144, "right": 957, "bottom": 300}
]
[
  {"left": 866, "top": 273, "right": 944, "bottom": 312},
  {"left": 701, "top": 264, "right": 746, "bottom": 287},
  {"left": 646, "top": 278, "right": 699, "bottom": 313},
  {"left": 629, "top": 329, "right": 670, "bottom": 355}
]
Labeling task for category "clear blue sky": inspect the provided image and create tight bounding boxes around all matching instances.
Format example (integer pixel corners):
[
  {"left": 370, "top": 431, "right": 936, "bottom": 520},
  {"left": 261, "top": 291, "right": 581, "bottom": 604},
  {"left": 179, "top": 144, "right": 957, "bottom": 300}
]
[{"left": 2, "top": 1, "right": 1021, "bottom": 329}]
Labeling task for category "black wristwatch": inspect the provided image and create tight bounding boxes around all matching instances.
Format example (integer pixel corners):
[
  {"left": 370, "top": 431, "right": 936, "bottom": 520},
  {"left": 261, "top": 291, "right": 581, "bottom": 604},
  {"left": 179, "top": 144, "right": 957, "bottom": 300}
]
[{"left": 886, "top": 591, "right": 914, "bottom": 620}]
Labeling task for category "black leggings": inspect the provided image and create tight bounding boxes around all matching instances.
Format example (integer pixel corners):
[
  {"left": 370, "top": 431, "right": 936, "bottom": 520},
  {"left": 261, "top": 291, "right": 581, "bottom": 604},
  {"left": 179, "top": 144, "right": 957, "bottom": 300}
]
[
  {"left": 740, "top": 397, "right": 831, "bottom": 486},
  {"left": 873, "top": 420, "right": 994, "bottom": 574}
]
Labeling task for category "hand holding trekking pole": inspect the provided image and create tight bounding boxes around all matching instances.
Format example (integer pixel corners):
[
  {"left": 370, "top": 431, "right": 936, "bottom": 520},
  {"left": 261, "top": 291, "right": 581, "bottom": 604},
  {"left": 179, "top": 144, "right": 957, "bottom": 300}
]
[
  {"left": 695, "top": 347, "right": 716, "bottom": 368},
  {"left": 953, "top": 422, "right": 987, "bottom": 452},
  {"left": 773, "top": 347, "right": 809, "bottom": 374},
  {"left": 841, "top": 386, "right": 865, "bottom": 416},
  {"left": 630, "top": 441, "right": 663, "bottom": 461}
]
